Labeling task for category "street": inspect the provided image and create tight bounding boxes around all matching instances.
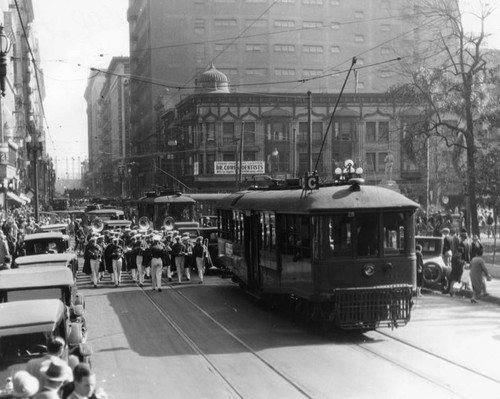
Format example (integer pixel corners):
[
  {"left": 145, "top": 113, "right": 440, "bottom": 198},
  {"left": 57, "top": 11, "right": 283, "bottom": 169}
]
[{"left": 77, "top": 267, "right": 500, "bottom": 399}]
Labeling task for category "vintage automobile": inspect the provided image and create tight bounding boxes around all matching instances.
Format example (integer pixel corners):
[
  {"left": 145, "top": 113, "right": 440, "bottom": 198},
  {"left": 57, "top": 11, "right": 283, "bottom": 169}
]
[
  {"left": 22, "top": 231, "right": 72, "bottom": 256},
  {"left": 0, "top": 298, "right": 92, "bottom": 381},
  {"left": 13, "top": 253, "right": 79, "bottom": 280},
  {"left": 39, "top": 223, "right": 68, "bottom": 234},
  {"left": 0, "top": 266, "right": 86, "bottom": 340},
  {"left": 416, "top": 236, "right": 450, "bottom": 290}
]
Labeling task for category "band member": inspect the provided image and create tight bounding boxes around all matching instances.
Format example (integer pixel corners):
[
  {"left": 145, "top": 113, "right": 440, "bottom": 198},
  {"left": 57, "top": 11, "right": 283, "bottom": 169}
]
[
  {"left": 163, "top": 234, "right": 173, "bottom": 282},
  {"left": 134, "top": 236, "right": 148, "bottom": 287},
  {"left": 172, "top": 235, "right": 188, "bottom": 283},
  {"left": 84, "top": 236, "right": 103, "bottom": 288},
  {"left": 192, "top": 236, "right": 206, "bottom": 284},
  {"left": 104, "top": 237, "right": 124, "bottom": 287},
  {"left": 150, "top": 235, "right": 165, "bottom": 292}
]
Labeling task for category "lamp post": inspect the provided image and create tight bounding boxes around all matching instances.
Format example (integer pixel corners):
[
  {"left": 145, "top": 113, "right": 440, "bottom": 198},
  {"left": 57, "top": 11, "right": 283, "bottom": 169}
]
[
  {"left": 0, "top": 26, "right": 11, "bottom": 218},
  {"left": 117, "top": 164, "right": 125, "bottom": 198}
]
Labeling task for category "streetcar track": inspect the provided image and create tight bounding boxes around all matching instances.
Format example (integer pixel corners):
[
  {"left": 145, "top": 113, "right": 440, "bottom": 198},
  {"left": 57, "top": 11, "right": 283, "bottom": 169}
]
[
  {"left": 374, "top": 330, "right": 500, "bottom": 385},
  {"left": 139, "top": 277, "right": 315, "bottom": 399}
]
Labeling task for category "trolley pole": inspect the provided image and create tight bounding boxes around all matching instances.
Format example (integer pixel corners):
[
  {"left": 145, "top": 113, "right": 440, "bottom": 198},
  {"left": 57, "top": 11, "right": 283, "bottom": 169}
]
[{"left": 307, "top": 91, "right": 312, "bottom": 173}]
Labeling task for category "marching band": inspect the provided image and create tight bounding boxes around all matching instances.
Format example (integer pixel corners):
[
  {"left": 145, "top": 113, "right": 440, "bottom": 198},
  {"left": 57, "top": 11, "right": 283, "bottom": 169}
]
[{"left": 82, "top": 223, "right": 212, "bottom": 290}]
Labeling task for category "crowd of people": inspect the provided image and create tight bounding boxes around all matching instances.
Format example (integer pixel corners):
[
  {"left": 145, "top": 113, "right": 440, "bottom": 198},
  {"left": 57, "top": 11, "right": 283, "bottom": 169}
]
[
  {"left": 1, "top": 337, "right": 105, "bottom": 399},
  {"left": 436, "top": 227, "right": 492, "bottom": 303}
]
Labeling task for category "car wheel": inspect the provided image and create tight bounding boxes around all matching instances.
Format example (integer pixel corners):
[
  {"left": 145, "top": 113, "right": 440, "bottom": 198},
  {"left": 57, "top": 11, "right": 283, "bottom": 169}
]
[{"left": 423, "top": 262, "right": 443, "bottom": 284}]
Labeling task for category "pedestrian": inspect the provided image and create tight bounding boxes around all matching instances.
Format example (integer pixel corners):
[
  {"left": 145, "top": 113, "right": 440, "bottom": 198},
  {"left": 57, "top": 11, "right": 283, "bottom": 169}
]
[
  {"left": 32, "top": 358, "right": 72, "bottom": 399},
  {"left": 172, "top": 235, "right": 188, "bottom": 283},
  {"left": 25, "top": 337, "right": 66, "bottom": 390},
  {"left": 192, "top": 236, "right": 206, "bottom": 284},
  {"left": 8, "top": 370, "right": 39, "bottom": 398},
  {"left": 0, "top": 231, "right": 11, "bottom": 270},
  {"left": 447, "top": 246, "right": 466, "bottom": 296},
  {"left": 83, "top": 236, "right": 102, "bottom": 288},
  {"left": 415, "top": 244, "right": 424, "bottom": 296},
  {"left": 470, "top": 234, "right": 483, "bottom": 259},
  {"left": 150, "top": 235, "right": 165, "bottom": 292},
  {"left": 103, "top": 237, "right": 124, "bottom": 287},
  {"left": 441, "top": 227, "right": 453, "bottom": 268},
  {"left": 61, "top": 362, "right": 106, "bottom": 399},
  {"left": 469, "top": 248, "right": 492, "bottom": 303}
]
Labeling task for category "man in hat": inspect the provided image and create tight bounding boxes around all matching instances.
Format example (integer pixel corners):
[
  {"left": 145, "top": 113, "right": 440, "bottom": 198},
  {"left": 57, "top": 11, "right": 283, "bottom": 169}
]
[
  {"left": 150, "top": 235, "right": 166, "bottom": 292},
  {"left": 10, "top": 370, "right": 39, "bottom": 398},
  {"left": 103, "top": 237, "right": 124, "bottom": 287},
  {"left": 83, "top": 236, "right": 103, "bottom": 288},
  {"left": 171, "top": 235, "right": 188, "bottom": 283},
  {"left": 33, "top": 357, "right": 72, "bottom": 399},
  {"left": 192, "top": 236, "right": 206, "bottom": 284},
  {"left": 63, "top": 363, "right": 99, "bottom": 399},
  {"left": 26, "top": 336, "right": 66, "bottom": 389}
]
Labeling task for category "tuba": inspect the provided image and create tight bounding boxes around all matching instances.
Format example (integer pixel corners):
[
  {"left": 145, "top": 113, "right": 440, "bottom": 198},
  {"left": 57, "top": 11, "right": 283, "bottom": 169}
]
[
  {"left": 163, "top": 216, "right": 175, "bottom": 231},
  {"left": 138, "top": 216, "right": 150, "bottom": 231},
  {"left": 91, "top": 217, "right": 104, "bottom": 233}
]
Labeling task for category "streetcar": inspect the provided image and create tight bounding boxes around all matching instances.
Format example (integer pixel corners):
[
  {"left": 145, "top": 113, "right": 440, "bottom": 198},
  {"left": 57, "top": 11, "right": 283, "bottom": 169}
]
[
  {"left": 184, "top": 193, "right": 229, "bottom": 222},
  {"left": 216, "top": 161, "right": 419, "bottom": 331},
  {"left": 136, "top": 191, "right": 198, "bottom": 233}
]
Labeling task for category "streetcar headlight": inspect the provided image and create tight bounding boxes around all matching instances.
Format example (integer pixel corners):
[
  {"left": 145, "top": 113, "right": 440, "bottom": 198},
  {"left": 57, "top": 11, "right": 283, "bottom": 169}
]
[{"left": 363, "top": 263, "right": 375, "bottom": 277}]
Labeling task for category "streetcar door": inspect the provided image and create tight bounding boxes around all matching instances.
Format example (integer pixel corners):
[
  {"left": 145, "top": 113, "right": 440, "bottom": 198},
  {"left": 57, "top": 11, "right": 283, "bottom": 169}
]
[{"left": 244, "top": 213, "right": 260, "bottom": 288}]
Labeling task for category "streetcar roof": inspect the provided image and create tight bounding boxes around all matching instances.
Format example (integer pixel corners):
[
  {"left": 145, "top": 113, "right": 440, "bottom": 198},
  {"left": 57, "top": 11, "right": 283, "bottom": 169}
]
[
  {"left": 185, "top": 193, "right": 229, "bottom": 201},
  {"left": 86, "top": 209, "right": 124, "bottom": 215},
  {"left": 138, "top": 195, "right": 196, "bottom": 204},
  {"left": 217, "top": 185, "right": 419, "bottom": 213}
]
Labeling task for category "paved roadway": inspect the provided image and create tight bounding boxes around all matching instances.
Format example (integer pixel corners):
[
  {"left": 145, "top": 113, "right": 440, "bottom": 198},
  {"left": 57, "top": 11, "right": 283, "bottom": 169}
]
[{"left": 75, "top": 261, "right": 500, "bottom": 399}]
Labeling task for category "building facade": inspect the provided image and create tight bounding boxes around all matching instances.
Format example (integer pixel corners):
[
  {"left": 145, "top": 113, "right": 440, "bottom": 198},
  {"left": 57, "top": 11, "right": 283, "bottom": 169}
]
[
  {"left": 84, "top": 57, "right": 130, "bottom": 198},
  {"left": 127, "top": 0, "right": 421, "bottom": 194}
]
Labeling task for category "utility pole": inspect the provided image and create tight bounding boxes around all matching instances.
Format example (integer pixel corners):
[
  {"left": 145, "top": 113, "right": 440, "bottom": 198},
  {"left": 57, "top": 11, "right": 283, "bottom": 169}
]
[
  {"left": 307, "top": 91, "right": 312, "bottom": 173},
  {"left": 238, "top": 121, "right": 245, "bottom": 190}
]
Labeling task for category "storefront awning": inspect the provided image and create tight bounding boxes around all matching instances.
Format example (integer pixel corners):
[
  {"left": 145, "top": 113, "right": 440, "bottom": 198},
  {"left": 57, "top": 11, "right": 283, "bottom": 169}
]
[
  {"left": 20, "top": 193, "right": 31, "bottom": 203},
  {"left": 7, "top": 191, "right": 26, "bottom": 205}
]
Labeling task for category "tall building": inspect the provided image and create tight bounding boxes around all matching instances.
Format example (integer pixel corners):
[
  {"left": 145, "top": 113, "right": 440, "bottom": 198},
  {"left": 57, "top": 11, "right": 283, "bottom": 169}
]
[
  {"left": 84, "top": 57, "right": 130, "bottom": 198},
  {"left": 127, "top": 0, "right": 419, "bottom": 192}
]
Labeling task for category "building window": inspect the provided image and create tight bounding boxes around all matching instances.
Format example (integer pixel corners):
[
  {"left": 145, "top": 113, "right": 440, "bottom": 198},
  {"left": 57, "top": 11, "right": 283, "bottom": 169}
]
[
  {"left": 354, "top": 35, "right": 365, "bottom": 43},
  {"left": 207, "top": 154, "right": 215, "bottom": 174},
  {"left": 243, "top": 122, "right": 256, "bottom": 145},
  {"left": 215, "top": 19, "right": 237, "bottom": 27},
  {"left": 381, "top": 47, "right": 391, "bottom": 55},
  {"left": 245, "top": 19, "right": 267, "bottom": 28},
  {"left": 275, "top": 68, "right": 296, "bottom": 76},
  {"left": 331, "top": 21, "right": 340, "bottom": 29},
  {"left": 354, "top": 11, "right": 364, "bottom": 19},
  {"left": 303, "top": 21, "right": 322, "bottom": 28},
  {"left": 274, "top": 20, "right": 295, "bottom": 28},
  {"left": 195, "top": 18, "right": 205, "bottom": 34},
  {"left": 246, "top": 68, "right": 267, "bottom": 76},
  {"left": 215, "top": 43, "right": 236, "bottom": 52},
  {"left": 223, "top": 153, "right": 235, "bottom": 161},
  {"left": 366, "top": 121, "right": 389, "bottom": 143},
  {"left": 303, "top": 0, "right": 323, "bottom": 4},
  {"left": 274, "top": 44, "right": 295, "bottom": 52},
  {"left": 267, "top": 121, "right": 288, "bottom": 141},
  {"left": 381, "top": 23, "right": 391, "bottom": 32},
  {"left": 246, "top": 43, "right": 266, "bottom": 52},
  {"left": 331, "top": 45, "right": 340, "bottom": 53},
  {"left": 222, "top": 122, "right": 235, "bottom": 144},
  {"left": 334, "top": 121, "right": 355, "bottom": 141},
  {"left": 219, "top": 68, "right": 238, "bottom": 76},
  {"left": 303, "top": 45, "right": 323, "bottom": 53},
  {"left": 365, "top": 152, "right": 376, "bottom": 171},
  {"left": 206, "top": 122, "right": 215, "bottom": 142},
  {"left": 303, "top": 69, "right": 322, "bottom": 77}
]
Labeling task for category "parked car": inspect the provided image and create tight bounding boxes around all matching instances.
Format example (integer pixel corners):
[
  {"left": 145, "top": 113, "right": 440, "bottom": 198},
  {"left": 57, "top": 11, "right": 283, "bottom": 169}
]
[
  {"left": 0, "top": 298, "right": 92, "bottom": 381},
  {"left": 416, "top": 236, "right": 450, "bottom": 290},
  {"left": 13, "top": 253, "right": 79, "bottom": 280},
  {"left": 39, "top": 223, "right": 68, "bottom": 234},
  {"left": 22, "top": 231, "right": 72, "bottom": 256}
]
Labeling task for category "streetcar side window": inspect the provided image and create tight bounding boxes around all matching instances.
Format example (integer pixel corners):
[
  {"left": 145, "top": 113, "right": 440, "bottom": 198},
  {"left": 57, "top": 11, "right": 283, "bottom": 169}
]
[
  {"left": 383, "top": 212, "right": 405, "bottom": 255},
  {"left": 278, "top": 214, "right": 310, "bottom": 259},
  {"left": 327, "top": 213, "right": 352, "bottom": 258},
  {"left": 356, "top": 213, "right": 380, "bottom": 257},
  {"left": 260, "top": 212, "right": 275, "bottom": 250}
]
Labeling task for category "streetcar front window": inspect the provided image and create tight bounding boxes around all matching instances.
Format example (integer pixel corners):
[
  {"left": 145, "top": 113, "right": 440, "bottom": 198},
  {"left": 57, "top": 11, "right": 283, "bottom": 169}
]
[
  {"left": 382, "top": 212, "right": 406, "bottom": 255},
  {"left": 328, "top": 214, "right": 352, "bottom": 257}
]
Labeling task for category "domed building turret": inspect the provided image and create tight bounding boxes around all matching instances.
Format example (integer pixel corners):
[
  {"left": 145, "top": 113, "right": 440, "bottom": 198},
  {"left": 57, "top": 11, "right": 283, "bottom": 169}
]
[{"left": 195, "top": 64, "right": 230, "bottom": 94}]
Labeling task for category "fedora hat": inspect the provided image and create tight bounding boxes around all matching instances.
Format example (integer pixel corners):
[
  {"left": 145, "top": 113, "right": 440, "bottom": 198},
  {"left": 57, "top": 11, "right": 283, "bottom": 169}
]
[
  {"left": 12, "top": 370, "right": 39, "bottom": 397},
  {"left": 40, "top": 358, "right": 72, "bottom": 382}
]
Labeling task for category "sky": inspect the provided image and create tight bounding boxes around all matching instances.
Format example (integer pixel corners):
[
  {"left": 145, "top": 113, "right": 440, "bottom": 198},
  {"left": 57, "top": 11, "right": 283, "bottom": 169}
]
[{"left": 30, "top": 0, "right": 500, "bottom": 179}]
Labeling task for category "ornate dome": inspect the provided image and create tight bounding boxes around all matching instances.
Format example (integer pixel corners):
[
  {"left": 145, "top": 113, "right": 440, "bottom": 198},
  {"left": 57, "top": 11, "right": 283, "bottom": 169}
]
[{"left": 195, "top": 64, "right": 230, "bottom": 94}]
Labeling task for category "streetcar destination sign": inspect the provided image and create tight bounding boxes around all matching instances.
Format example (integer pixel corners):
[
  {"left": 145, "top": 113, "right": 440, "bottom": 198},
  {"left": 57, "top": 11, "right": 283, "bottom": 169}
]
[{"left": 214, "top": 161, "right": 265, "bottom": 175}]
